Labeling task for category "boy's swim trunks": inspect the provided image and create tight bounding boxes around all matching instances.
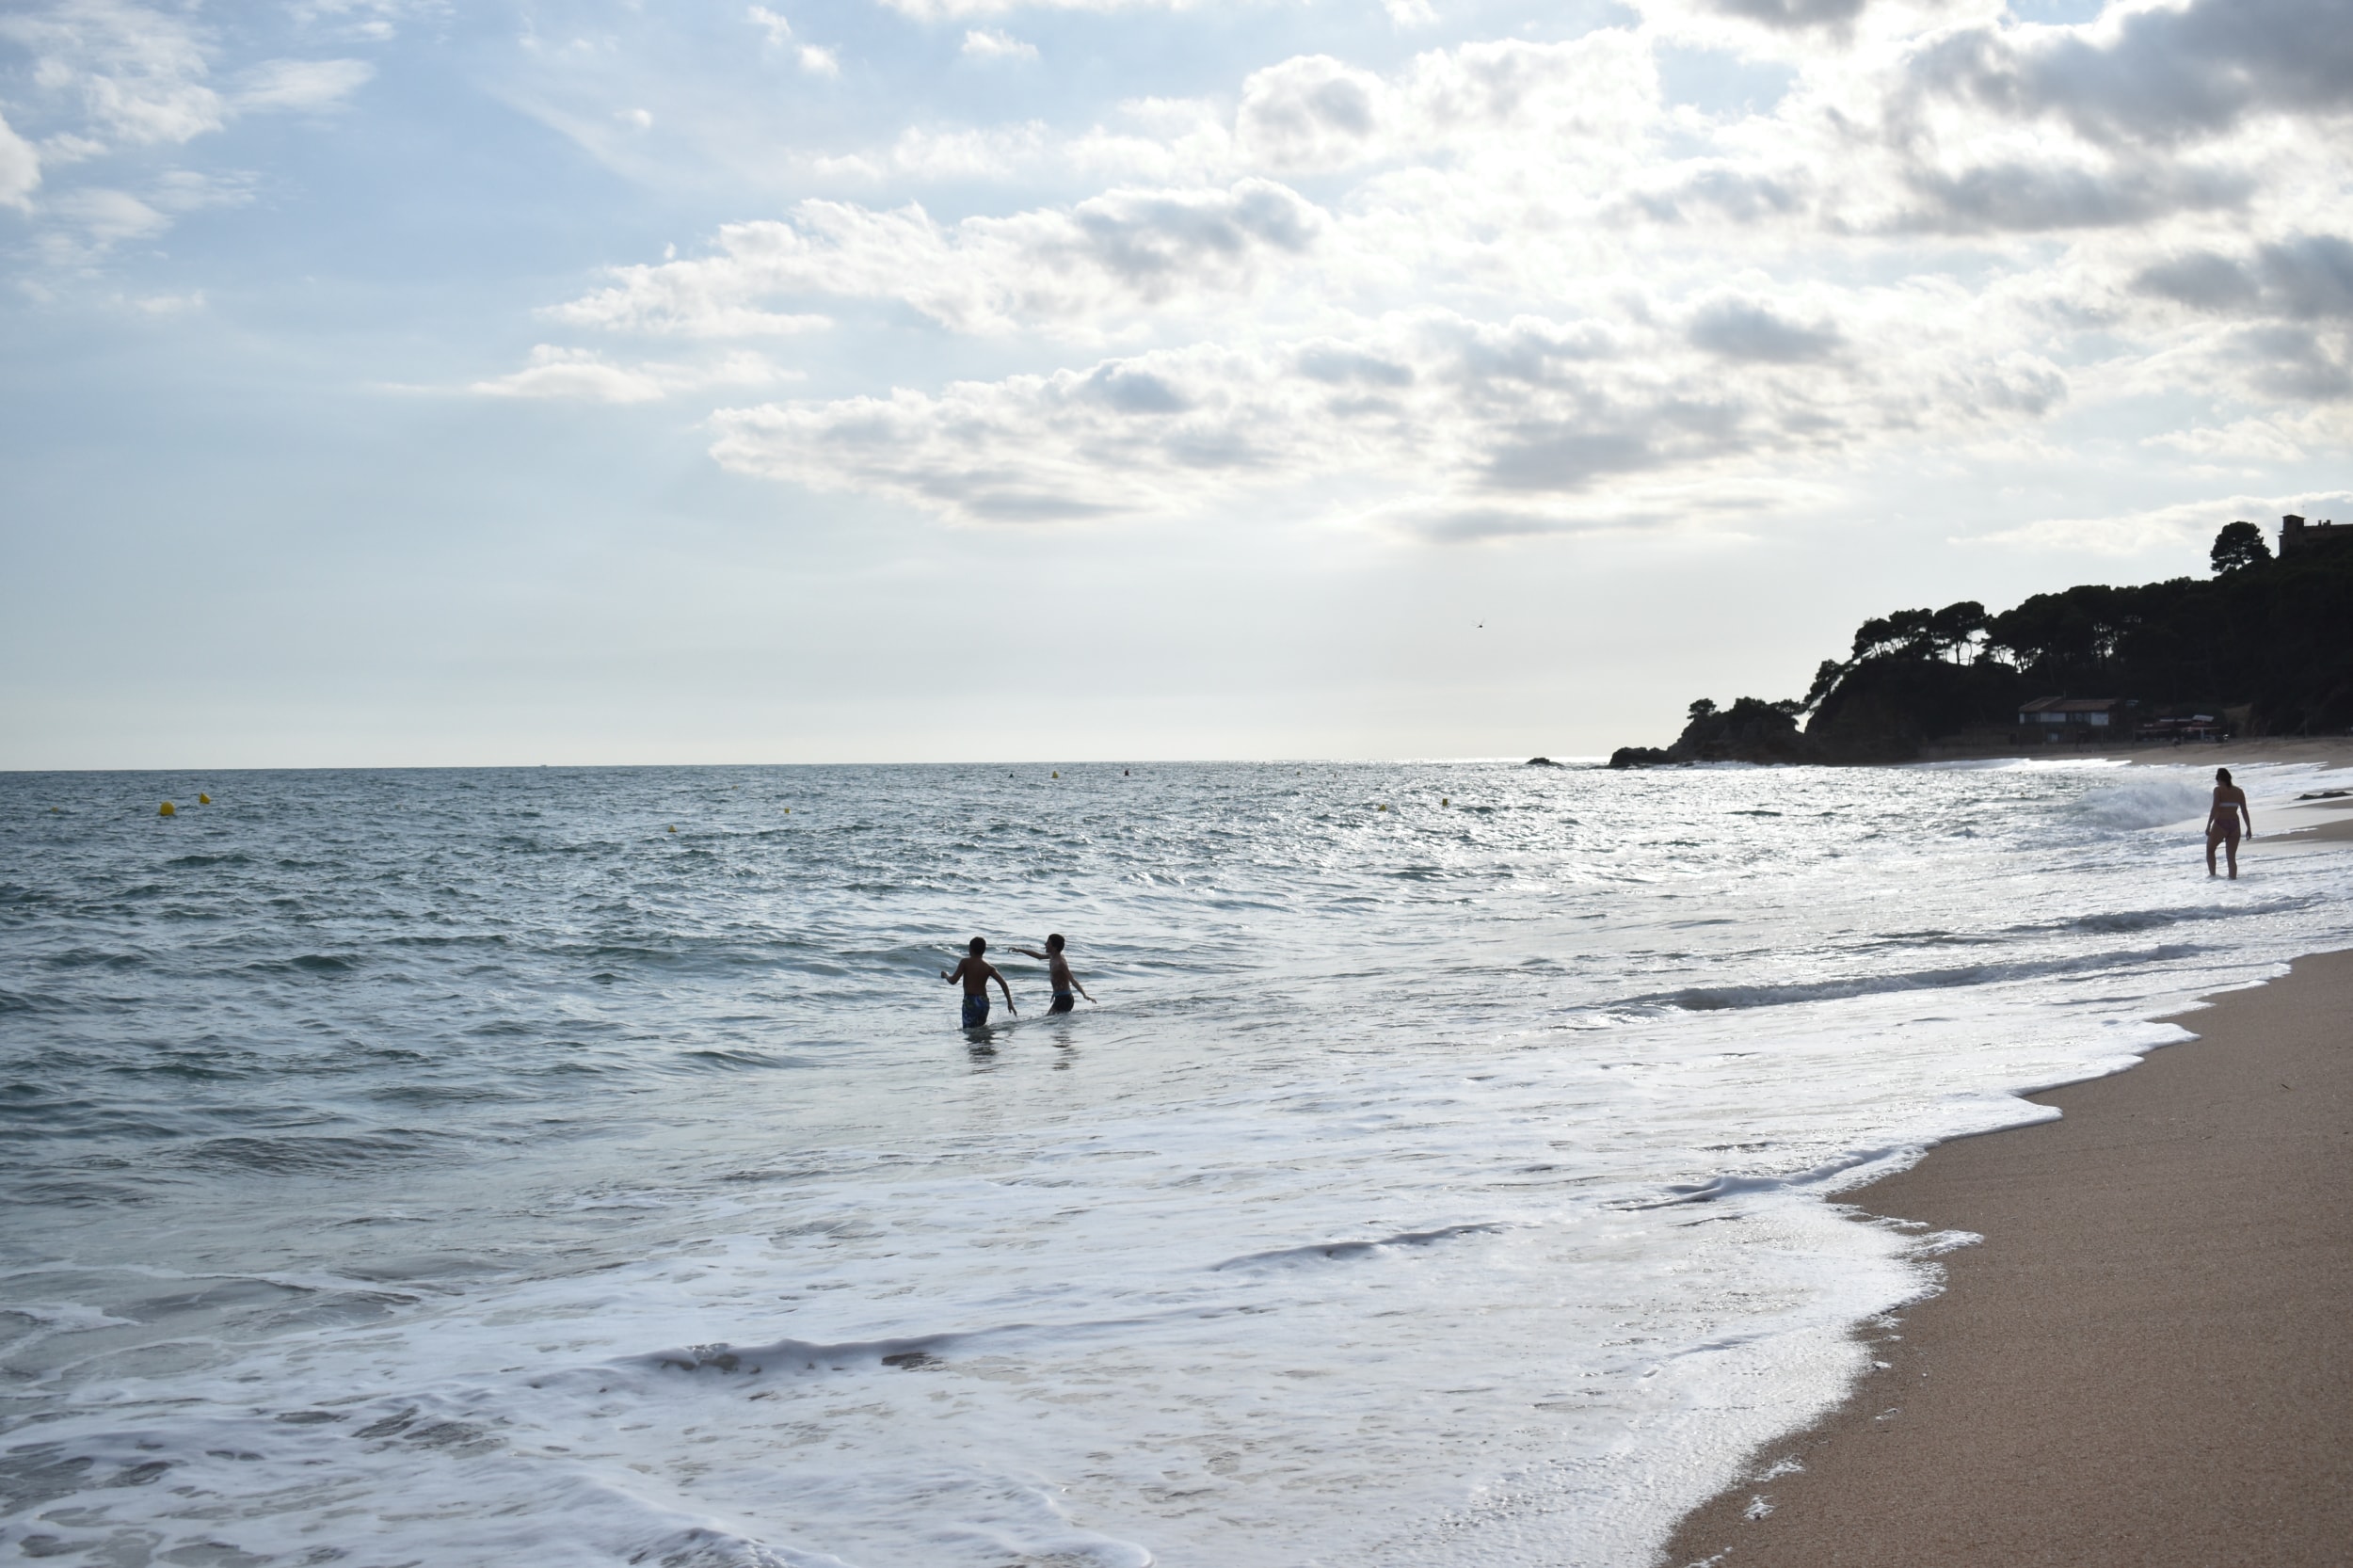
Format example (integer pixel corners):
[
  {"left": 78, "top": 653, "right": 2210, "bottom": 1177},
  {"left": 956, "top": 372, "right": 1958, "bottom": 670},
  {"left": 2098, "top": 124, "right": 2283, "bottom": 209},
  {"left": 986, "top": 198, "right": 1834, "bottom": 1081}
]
[
  {"left": 962, "top": 995, "right": 990, "bottom": 1028},
  {"left": 1048, "top": 991, "right": 1075, "bottom": 1015}
]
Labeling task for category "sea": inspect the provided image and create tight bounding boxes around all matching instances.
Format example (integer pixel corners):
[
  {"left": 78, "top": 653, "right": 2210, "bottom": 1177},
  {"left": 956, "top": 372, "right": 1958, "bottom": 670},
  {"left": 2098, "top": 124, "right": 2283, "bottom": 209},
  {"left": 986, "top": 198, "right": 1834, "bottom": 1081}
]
[{"left": 4, "top": 758, "right": 2349, "bottom": 1568}]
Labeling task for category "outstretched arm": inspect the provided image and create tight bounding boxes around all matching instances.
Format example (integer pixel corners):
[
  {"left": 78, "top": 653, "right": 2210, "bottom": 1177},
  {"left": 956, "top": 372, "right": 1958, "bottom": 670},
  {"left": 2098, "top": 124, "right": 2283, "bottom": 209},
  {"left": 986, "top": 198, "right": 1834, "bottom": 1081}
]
[{"left": 1008, "top": 947, "right": 1047, "bottom": 960}]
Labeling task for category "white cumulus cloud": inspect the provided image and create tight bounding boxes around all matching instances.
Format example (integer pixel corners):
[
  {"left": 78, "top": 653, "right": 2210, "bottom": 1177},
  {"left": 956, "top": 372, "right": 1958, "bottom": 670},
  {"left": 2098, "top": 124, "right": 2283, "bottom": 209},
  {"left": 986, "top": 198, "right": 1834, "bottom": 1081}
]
[
  {"left": 549, "top": 180, "right": 1325, "bottom": 338},
  {"left": 709, "top": 304, "right": 2071, "bottom": 532},
  {"left": 470, "top": 346, "right": 796, "bottom": 403},
  {"left": 961, "top": 28, "right": 1037, "bottom": 60}
]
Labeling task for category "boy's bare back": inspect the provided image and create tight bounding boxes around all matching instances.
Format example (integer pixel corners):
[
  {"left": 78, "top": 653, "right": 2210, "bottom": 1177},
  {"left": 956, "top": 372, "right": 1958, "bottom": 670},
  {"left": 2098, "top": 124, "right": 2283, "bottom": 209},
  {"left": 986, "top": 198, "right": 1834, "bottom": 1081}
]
[{"left": 945, "top": 954, "right": 1004, "bottom": 996}]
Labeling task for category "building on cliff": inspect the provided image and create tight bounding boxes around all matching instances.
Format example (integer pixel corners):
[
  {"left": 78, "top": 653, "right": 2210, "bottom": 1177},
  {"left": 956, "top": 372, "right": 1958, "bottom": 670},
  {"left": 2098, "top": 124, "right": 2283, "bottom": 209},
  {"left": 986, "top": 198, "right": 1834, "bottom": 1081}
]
[
  {"left": 2018, "top": 696, "right": 2132, "bottom": 739},
  {"left": 2279, "top": 514, "right": 2348, "bottom": 558}
]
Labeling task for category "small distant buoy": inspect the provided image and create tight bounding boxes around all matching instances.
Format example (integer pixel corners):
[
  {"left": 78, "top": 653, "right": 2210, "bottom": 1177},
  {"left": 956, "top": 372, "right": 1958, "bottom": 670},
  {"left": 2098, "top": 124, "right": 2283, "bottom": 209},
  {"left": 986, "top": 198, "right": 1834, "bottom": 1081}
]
[
  {"left": 1441, "top": 796, "right": 1449, "bottom": 807},
  {"left": 1124, "top": 769, "right": 1129, "bottom": 776},
  {"left": 667, "top": 825, "right": 676, "bottom": 833},
  {"left": 198, "top": 792, "right": 211, "bottom": 805},
  {"left": 1377, "top": 803, "right": 1387, "bottom": 811},
  {"left": 1052, "top": 771, "right": 1060, "bottom": 778},
  {"left": 159, "top": 802, "right": 175, "bottom": 817},
  {"left": 784, "top": 808, "right": 791, "bottom": 814}
]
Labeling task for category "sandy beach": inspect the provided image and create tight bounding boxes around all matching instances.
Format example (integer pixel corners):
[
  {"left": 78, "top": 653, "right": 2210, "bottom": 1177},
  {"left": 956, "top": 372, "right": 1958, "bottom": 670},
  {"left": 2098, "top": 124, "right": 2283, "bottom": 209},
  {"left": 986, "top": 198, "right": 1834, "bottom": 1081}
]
[
  {"left": 1913, "top": 737, "right": 2353, "bottom": 770},
  {"left": 1663, "top": 946, "right": 2353, "bottom": 1568}
]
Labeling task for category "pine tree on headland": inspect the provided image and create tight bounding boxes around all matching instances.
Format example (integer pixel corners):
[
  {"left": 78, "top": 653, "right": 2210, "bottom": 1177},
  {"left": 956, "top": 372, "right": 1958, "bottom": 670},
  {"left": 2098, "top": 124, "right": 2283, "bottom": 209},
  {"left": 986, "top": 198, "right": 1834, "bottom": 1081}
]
[{"left": 2210, "top": 520, "right": 2271, "bottom": 574}]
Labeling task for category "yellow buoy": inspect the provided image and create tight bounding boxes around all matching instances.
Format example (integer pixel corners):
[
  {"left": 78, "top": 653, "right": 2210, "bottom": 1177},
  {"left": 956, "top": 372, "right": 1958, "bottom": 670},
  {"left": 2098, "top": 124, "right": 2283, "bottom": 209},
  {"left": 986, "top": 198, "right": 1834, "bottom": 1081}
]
[
  {"left": 784, "top": 807, "right": 791, "bottom": 814},
  {"left": 1377, "top": 803, "right": 1387, "bottom": 811},
  {"left": 667, "top": 825, "right": 676, "bottom": 833},
  {"left": 159, "top": 802, "right": 175, "bottom": 817},
  {"left": 1052, "top": 771, "right": 1060, "bottom": 778},
  {"left": 1441, "top": 796, "right": 1449, "bottom": 807},
  {"left": 198, "top": 792, "right": 212, "bottom": 805}
]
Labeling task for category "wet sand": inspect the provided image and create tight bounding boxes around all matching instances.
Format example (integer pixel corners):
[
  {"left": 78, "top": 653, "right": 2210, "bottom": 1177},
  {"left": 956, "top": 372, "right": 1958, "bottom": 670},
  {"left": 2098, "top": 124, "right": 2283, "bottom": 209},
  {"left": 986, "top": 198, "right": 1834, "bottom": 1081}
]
[
  {"left": 2265, "top": 792, "right": 2353, "bottom": 846},
  {"left": 1663, "top": 949, "right": 2353, "bottom": 1568}
]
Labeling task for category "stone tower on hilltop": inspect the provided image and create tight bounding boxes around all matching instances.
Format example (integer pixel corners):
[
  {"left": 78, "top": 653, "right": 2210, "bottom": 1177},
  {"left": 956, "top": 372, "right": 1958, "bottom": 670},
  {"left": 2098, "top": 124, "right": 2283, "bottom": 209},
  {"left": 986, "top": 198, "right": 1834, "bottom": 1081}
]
[{"left": 2278, "top": 513, "right": 2348, "bottom": 558}]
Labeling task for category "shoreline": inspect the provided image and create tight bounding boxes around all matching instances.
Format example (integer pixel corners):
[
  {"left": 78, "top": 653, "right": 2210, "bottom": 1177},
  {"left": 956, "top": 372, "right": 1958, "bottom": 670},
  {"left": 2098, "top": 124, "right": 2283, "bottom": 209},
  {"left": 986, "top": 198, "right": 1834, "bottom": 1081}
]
[
  {"left": 1660, "top": 947, "right": 2353, "bottom": 1568},
  {"left": 1918, "top": 735, "right": 2351, "bottom": 770}
]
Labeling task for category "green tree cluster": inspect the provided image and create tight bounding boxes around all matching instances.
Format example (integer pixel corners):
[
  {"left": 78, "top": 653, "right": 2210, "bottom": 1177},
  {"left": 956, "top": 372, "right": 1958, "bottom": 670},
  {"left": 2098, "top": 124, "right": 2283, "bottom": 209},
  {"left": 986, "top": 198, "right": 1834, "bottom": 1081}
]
[{"left": 1625, "top": 523, "right": 2353, "bottom": 765}]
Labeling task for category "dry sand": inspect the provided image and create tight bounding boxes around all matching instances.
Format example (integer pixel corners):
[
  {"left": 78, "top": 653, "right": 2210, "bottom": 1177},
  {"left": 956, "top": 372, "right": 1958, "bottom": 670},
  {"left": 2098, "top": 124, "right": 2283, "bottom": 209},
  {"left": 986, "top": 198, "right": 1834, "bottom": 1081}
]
[{"left": 1663, "top": 949, "right": 2353, "bottom": 1568}]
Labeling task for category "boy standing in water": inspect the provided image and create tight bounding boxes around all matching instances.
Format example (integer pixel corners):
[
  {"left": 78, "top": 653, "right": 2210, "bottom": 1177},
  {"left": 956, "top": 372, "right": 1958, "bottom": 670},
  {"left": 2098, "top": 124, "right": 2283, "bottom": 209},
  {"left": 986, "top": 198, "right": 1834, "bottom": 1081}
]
[
  {"left": 941, "top": 937, "right": 1016, "bottom": 1028},
  {"left": 2205, "top": 767, "right": 2253, "bottom": 879},
  {"left": 1011, "top": 935, "right": 1094, "bottom": 1014}
]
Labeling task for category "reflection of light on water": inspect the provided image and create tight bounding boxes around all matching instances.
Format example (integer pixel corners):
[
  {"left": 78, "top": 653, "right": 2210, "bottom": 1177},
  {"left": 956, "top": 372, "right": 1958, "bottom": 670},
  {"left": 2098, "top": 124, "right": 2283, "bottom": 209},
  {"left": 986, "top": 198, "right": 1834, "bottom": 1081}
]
[{"left": 2, "top": 759, "right": 2348, "bottom": 1568}]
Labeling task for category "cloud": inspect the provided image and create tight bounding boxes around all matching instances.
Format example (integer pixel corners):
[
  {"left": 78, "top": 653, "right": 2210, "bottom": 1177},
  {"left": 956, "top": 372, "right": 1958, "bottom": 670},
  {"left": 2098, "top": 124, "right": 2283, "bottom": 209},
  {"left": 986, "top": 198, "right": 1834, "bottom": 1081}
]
[
  {"left": 1237, "top": 56, "right": 1383, "bottom": 171},
  {"left": 1697, "top": 0, "right": 1868, "bottom": 33},
  {"left": 148, "top": 168, "right": 255, "bottom": 214},
  {"left": 0, "top": 4, "right": 381, "bottom": 264},
  {"left": 469, "top": 346, "right": 795, "bottom": 403},
  {"left": 1236, "top": 33, "right": 1657, "bottom": 174},
  {"left": 125, "top": 288, "right": 203, "bottom": 313},
  {"left": 0, "top": 112, "right": 40, "bottom": 208},
  {"left": 2124, "top": 236, "right": 2353, "bottom": 403},
  {"left": 0, "top": 0, "right": 225, "bottom": 150},
  {"left": 961, "top": 28, "right": 1036, "bottom": 60},
  {"left": 501, "top": 1, "right": 2343, "bottom": 538},
  {"left": 1895, "top": 157, "right": 2250, "bottom": 233},
  {"left": 233, "top": 57, "right": 375, "bottom": 113},
  {"left": 548, "top": 180, "right": 1325, "bottom": 337},
  {"left": 742, "top": 8, "right": 837, "bottom": 75},
  {"left": 1906, "top": 0, "right": 2353, "bottom": 149},
  {"left": 288, "top": 0, "right": 440, "bottom": 42},
  {"left": 50, "top": 185, "right": 167, "bottom": 243},
  {"left": 871, "top": 0, "right": 1199, "bottom": 17},
  {"left": 1627, "top": 166, "right": 1804, "bottom": 225},
  {"left": 2139, "top": 234, "right": 2353, "bottom": 322},
  {"left": 708, "top": 309, "right": 2069, "bottom": 529},
  {"left": 2228, "top": 326, "right": 2351, "bottom": 401},
  {"left": 1688, "top": 298, "right": 1842, "bottom": 362},
  {"left": 2141, "top": 419, "right": 2307, "bottom": 463},
  {"left": 746, "top": 6, "right": 794, "bottom": 47},
  {"left": 1960, "top": 491, "right": 2353, "bottom": 555}
]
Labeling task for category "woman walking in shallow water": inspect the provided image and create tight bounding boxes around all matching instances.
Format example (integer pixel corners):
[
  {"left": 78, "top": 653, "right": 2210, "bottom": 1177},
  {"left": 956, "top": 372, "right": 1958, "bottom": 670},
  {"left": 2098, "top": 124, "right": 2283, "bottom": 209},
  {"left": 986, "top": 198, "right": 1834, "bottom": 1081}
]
[{"left": 2206, "top": 767, "right": 2253, "bottom": 879}]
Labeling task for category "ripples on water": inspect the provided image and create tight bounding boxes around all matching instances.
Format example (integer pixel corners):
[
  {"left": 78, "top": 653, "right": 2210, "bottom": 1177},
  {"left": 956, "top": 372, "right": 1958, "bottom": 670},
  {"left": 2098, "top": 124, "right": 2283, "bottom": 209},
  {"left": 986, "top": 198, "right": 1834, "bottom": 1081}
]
[{"left": 3, "top": 760, "right": 2347, "bottom": 1566}]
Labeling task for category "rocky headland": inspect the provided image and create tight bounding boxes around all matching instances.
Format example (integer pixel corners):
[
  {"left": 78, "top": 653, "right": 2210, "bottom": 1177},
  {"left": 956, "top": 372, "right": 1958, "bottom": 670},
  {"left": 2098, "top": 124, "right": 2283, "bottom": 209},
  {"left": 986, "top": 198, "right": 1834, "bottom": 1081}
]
[{"left": 1609, "top": 520, "right": 2353, "bottom": 767}]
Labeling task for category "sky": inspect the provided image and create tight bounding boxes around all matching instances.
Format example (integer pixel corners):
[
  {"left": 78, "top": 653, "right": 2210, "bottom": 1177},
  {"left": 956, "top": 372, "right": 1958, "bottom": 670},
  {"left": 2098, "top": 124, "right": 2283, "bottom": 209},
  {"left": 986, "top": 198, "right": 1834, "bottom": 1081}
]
[{"left": 2, "top": 0, "right": 2348, "bottom": 767}]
